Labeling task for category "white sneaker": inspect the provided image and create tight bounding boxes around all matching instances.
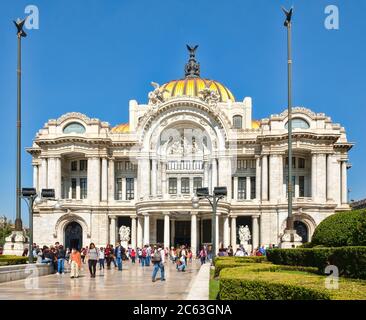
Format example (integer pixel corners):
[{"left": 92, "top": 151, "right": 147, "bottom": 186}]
[{"left": 56, "top": 272, "right": 60, "bottom": 275}]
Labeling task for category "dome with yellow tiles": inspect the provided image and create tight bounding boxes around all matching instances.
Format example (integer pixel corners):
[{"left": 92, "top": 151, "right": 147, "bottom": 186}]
[{"left": 160, "top": 78, "right": 235, "bottom": 103}]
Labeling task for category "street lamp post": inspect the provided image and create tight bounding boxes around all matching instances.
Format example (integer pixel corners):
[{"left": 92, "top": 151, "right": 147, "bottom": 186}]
[
  {"left": 192, "top": 187, "right": 227, "bottom": 261},
  {"left": 13, "top": 18, "right": 28, "bottom": 232},
  {"left": 282, "top": 7, "right": 295, "bottom": 235},
  {"left": 21, "top": 188, "right": 56, "bottom": 263}
]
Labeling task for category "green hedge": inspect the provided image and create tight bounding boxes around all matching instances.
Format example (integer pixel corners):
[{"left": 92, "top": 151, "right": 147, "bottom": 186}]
[
  {"left": 0, "top": 255, "right": 28, "bottom": 266},
  {"left": 219, "top": 266, "right": 366, "bottom": 300},
  {"left": 267, "top": 247, "right": 366, "bottom": 279},
  {"left": 214, "top": 256, "right": 267, "bottom": 277},
  {"left": 312, "top": 210, "right": 366, "bottom": 247}
]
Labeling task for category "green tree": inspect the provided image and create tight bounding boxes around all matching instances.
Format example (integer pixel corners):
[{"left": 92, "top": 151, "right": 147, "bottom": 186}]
[{"left": 0, "top": 216, "right": 13, "bottom": 247}]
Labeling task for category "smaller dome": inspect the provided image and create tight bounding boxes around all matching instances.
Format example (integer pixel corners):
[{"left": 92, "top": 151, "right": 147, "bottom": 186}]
[
  {"left": 252, "top": 120, "right": 260, "bottom": 129},
  {"left": 111, "top": 123, "right": 129, "bottom": 133}
]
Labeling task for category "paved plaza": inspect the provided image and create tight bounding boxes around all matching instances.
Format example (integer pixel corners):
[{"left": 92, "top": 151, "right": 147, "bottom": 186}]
[{"left": 0, "top": 260, "right": 204, "bottom": 300}]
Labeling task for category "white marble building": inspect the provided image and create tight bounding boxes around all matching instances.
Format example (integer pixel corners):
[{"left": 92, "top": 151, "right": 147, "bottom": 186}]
[{"left": 27, "top": 49, "right": 352, "bottom": 254}]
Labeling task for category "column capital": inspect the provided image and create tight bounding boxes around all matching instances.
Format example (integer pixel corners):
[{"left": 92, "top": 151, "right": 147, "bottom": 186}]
[
  {"left": 252, "top": 214, "right": 260, "bottom": 219},
  {"left": 130, "top": 215, "right": 137, "bottom": 219},
  {"left": 163, "top": 212, "right": 170, "bottom": 216},
  {"left": 190, "top": 211, "right": 198, "bottom": 216},
  {"left": 109, "top": 215, "right": 117, "bottom": 220},
  {"left": 230, "top": 214, "right": 237, "bottom": 219}
]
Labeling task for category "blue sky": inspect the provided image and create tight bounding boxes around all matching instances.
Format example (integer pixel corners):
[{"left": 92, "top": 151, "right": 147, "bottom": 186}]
[{"left": 0, "top": 0, "right": 365, "bottom": 224}]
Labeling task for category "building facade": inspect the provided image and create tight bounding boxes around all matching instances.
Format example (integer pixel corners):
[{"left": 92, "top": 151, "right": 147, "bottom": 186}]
[{"left": 27, "top": 49, "right": 353, "bottom": 254}]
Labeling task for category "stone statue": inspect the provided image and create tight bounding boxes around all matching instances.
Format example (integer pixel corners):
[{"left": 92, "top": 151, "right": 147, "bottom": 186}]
[
  {"left": 148, "top": 82, "right": 169, "bottom": 106},
  {"left": 198, "top": 81, "right": 220, "bottom": 106},
  {"left": 119, "top": 225, "right": 130, "bottom": 248},
  {"left": 239, "top": 225, "right": 251, "bottom": 245}
]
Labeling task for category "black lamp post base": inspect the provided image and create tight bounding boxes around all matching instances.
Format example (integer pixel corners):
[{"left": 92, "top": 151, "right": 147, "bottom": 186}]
[{"left": 14, "top": 218, "right": 23, "bottom": 231}]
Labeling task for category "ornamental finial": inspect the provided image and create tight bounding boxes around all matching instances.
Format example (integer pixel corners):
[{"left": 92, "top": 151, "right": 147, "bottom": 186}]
[{"left": 184, "top": 44, "right": 200, "bottom": 78}]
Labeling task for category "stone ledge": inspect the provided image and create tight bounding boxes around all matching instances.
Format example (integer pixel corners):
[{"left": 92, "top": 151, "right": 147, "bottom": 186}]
[{"left": 0, "top": 263, "right": 53, "bottom": 283}]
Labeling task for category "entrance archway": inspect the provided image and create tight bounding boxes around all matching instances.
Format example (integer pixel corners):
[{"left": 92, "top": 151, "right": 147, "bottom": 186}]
[
  {"left": 64, "top": 222, "right": 83, "bottom": 250},
  {"left": 294, "top": 221, "right": 309, "bottom": 243}
]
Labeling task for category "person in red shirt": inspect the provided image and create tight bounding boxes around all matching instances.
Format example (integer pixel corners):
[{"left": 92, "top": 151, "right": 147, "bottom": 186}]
[{"left": 130, "top": 249, "right": 136, "bottom": 264}]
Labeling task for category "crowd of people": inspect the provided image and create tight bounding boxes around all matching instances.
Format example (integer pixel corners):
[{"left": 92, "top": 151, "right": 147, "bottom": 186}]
[{"left": 24, "top": 242, "right": 276, "bottom": 282}]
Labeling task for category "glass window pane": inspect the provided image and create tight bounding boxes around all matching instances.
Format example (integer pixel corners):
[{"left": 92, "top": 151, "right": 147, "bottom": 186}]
[
  {"left": 169, "top": 178, "right": 177, "bottom": 194},
  {"left": 63, "top": 122, "right": 86, "bottom": 134},
  {"left": 193, "top": 177, "right": 202, "bottom": 193},
  {"left": 80, "top": 178, "right": 87, "bottom": 199},
  {"left": 126, "top": 178, "right": 134, "bottom": 200},
  {"left": 238, "top": 177, "right": 246, "bottom": 199},
  {"left": 181, "top": 178, "right": 190, "bottom": 194},
  {"left": 115, "top": 178, "right": 122, "bottom": 200},
  {"left": 233, "top": 115, "right": 242, "bottom": 129},
  {"left": 71, "top": 178, "right": 77, "bottom": 199}
]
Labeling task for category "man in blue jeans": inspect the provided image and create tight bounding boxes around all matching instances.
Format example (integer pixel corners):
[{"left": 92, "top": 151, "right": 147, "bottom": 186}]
[
  {"left": 56, "top": 245, "right": 66, "bottom": 274},
  {"left": 115, "top": 243, "right": 123, "bottom": 271},
  {"left": 152, "top": 246, "right": 165, "bottom": 282}
]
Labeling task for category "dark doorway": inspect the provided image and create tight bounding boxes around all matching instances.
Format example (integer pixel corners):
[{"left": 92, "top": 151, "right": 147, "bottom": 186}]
[
  {"left": 64, "top": 222, "right": 82, "bottom": 250},
  {"left": 174, "top": 221, "right": 191, "bottom": 246},
  {"left": 156, "top": 219, "right": 164, "bottom": 244},
  {"left": 202, "top": 219, "right": 211, "bottom": 244},
  {"left": 294, "top": 221, "right": 309, "bottom": 243}
]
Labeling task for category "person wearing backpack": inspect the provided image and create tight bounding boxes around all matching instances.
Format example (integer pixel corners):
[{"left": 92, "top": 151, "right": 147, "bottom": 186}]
[{"left": 151, "top": 246, "right": 165, "bottom": 282}]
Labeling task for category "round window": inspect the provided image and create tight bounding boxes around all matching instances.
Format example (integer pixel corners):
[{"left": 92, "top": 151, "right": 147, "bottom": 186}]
[{"left": 63, "top": 122, "right": 86, "bottom": 134}]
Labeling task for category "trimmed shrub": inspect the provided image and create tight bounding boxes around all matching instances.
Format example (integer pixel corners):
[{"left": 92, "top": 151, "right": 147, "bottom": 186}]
[
  {"left": 0, "top": 255, "right": 28, "bottom": 266},
  {"left": 312, "top": 210, "right": 366, "bottom": 247},
  {"left": 267, "top": 247, "right": 366, "bottom": 279},
  {"left": 219, "top": 266, "right": 366, "bottom": 300}
]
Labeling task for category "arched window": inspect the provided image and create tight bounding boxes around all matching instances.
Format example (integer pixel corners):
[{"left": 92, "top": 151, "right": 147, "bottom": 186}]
[
  {"left": 285, "top": 118, "right": 310, "bottom": 129},
  {"left": 233, "top": 115, "right": 242, "bottom": 129},
  {"left": 63, "top": 122, "right": 86, "bottom": 134}
]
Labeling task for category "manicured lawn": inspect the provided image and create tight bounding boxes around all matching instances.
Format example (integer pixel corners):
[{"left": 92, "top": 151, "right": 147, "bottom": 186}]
[{"left": 209, "top": 268, "right": 220, "bottom": 300}]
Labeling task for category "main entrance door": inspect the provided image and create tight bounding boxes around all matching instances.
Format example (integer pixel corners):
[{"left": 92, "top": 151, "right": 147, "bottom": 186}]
[
  {"left": 64, "top": 222, "right": 83, "bottom": 250},
  {"left": 174, "top": 221, "right": 191, "bottom": 247},
  {"left": 294, "top": 221, "right": 309, "bottom": 243}
]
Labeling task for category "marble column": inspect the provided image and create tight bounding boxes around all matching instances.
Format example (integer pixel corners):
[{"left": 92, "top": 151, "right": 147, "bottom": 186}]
[
  {"left": 218, "top": 157, "right": 232, "bottom": 200},
  {"left": 269, "top": 154, "right": 283, "bottom": 202},
  {"left": 191, "top": 212, "right": 197, "bottom": 256},
  {"left": 161, "top": 161, "right": 167, "bottom": 197},
  {"left": 231, "top": 215, "right": 237, "bottom": 251},
  {"left": 233, "top": 177, "right": 238, "bottom": 200},
  {"left": 137, "top": 158, "right": 150, "bottom": 200},
  {"left": 101, "top": 158, "right": 108, "bottom": 201},
  {"left": 130, "top": 215, "right": 137, "bottom": 249},
  {"left": 33, "top": 165, "right": 39, "bottom": 191},
  {"left": 164, "top": 213, "right": 170, "bottom": 250},
  {"left": 87, "top": 157, "right": 101, "bottom": 204},
  {"left": 211, "top": 158, "right": 217, "bottom": 190},
  {"left": 54, "top": 158, "right": 62, "bottom": 200},
  {"left": 143, "top": 214, "right": 150, "bottom": 245},
  {"left": 151, "top": 159, "right": 157, "bottom": 197},
  {"left": 255, "top": 157, "right": 261, "bottom": 200},
  {"left": 109, "top": 216, "right": 117, "bottom": 245},
  {"left": 223, "top": 215, "right": 230, "bottom": 248},
  {"left": 341, "top": 161, "right": 348, "bottom": 204},
  {"left": 261, "top": 155, "right": 268, "bottom": 200},
  {"left": 41, "top": 158, "right": 48, "bottom": 190},
  {"left": 137, "top": 216, "right": 143, "bottom": 248},
  {"left": 317, "top": 154, "right": 327, "bottom": 202},
  {"left": 326, "top": 155, "right": 332, "bottom": 200},
  {"left": 108, "top": 159, "right": 115, "bottom": 202},
  {"left": 246, "top": 176, "right": 251, "bottom": 200},
  {"left": 311, "top": 153, "right": 317, "bottom": 201},
  {"left": 203, "top": 161, "right": 209, "bottom": 187},
  {"left": 170, "top": 219, "right": 175, "bottom": 246},
  {"left": 252, "top": 215, "right": 260, "bottom": 250},
  {"left": 47, "top": 157, "right": 56, "bottom": 191}
]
